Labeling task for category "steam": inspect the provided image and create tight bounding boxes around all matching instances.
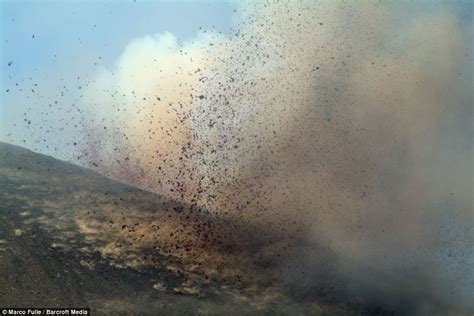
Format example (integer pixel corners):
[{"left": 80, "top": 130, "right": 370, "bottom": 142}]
[{"left": 5, "top": 0, "right": 473, "bottom": 312}]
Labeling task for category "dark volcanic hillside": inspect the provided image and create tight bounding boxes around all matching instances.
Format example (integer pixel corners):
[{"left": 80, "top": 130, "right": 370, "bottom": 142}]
[
  {"left": 0, "top": 142, "right": 194, "bottom": 313},
  {"left": 0, "top": 142, "right": 396, "bottom": 315},
  {"left": 2, "top": 142, "right": 470, "bottom": 316}
]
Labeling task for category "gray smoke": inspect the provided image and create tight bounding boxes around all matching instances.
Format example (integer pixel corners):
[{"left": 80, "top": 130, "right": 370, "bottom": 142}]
[{"left": 186, "top": 1, "right": 473, "bottom": 312}]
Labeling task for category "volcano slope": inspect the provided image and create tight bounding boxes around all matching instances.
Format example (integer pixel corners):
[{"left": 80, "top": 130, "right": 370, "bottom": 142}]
[{"left": 0, "top": 142, "right": 414, "bottom": 315}]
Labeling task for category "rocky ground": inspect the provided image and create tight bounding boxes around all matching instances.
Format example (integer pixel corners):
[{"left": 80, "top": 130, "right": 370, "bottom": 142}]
[{"left": 0, "top": 142, "right": 406, "bottom": 315}]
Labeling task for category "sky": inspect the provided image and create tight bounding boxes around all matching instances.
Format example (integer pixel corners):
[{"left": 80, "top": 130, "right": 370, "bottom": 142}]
[
  {"left": 0, "top": 0, "right": 472, "bottom": 152},
  {"left": 0, "top": 0, "right": 236, "bottom": 145},
  {"left": 0, "top": 1, "right": 236, "bottom": 69}
]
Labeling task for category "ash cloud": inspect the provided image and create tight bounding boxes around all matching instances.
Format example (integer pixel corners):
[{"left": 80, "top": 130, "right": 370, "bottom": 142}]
[
  {"left": 75, "top": 1, "right": 474, "bottom": 311},
  {"left": 184, "top": 2, "right": 473, "bottom": 311}
]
